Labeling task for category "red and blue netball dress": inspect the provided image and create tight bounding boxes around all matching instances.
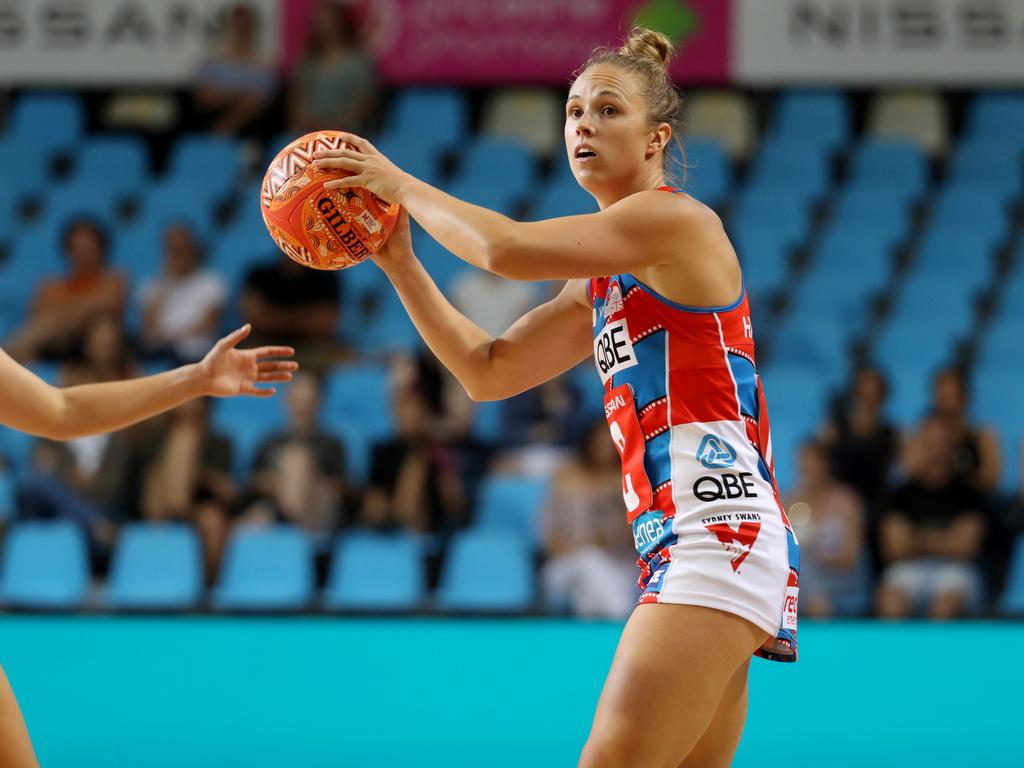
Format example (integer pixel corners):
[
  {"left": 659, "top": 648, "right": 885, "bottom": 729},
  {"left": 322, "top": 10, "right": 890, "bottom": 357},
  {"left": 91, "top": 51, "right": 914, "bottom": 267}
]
[{"left": 588, "top": 194, "right": 799, "bottom": 662}]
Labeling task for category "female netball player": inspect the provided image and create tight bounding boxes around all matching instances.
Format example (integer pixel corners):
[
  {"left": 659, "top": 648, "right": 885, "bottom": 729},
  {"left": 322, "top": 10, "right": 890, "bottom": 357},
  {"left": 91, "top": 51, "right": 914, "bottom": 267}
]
[
  {"left": 315, "top": 27, "right": 798, "bottom": 768},
  {"left": 0, "top": 323, "right": 296, "bottom": 767}
]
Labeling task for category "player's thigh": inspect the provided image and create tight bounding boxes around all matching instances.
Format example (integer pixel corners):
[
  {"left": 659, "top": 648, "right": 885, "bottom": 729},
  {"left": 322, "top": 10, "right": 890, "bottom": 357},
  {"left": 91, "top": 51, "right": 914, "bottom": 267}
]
[
  {"left": 580, "top": 603, "right": 768, "bottom": 768},
  {"left": 678, "top": 659, "right": 750, "bottom": 768},
  {"left": 0, "top": 665, "right": 40, "bottom": 768}
]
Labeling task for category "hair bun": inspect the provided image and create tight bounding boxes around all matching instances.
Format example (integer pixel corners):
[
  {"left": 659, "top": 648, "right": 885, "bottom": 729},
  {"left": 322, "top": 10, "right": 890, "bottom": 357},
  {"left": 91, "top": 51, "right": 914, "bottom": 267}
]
[{"left": 619, "top": 27, "right": 674, "bottom": 71}]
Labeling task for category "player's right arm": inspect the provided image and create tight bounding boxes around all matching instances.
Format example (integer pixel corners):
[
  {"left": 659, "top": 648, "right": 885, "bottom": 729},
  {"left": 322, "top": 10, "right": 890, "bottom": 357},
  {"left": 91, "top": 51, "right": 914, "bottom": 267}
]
[{"left": 375, "top": 212, "right": 593, "bottom": 402}]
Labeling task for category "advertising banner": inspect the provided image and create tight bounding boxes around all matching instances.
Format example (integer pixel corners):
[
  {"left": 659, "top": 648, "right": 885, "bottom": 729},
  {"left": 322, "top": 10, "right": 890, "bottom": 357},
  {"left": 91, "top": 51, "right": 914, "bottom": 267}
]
[
  {"left": 343, "top": 0, "right": 731, "bottom": 85},
  {"left": 735, "top": 0, "right": 1024, "bottom": 84},
  {"left": 0, "top": 0, "right": 279, "bottom": 85}
]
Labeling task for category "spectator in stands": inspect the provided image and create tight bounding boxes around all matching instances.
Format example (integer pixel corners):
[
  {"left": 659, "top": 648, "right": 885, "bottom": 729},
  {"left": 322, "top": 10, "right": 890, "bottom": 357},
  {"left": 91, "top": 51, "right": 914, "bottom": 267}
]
[
  {"left": 241, "top": 253, "right": 343, "bottom": 371},
  {"left": 140, "top": 398, "right": 235, "bottom": 584},
  {"left": 138, "top": 223, "right": 227, "bottom": 365},
  {"left": 876, "top": 414, "right": 987, "bottom": 619},
  {"left": 359, "top": 386, "right": 465, "bottom": 534},
  {"left": 6, "top": 218, "right": 126, "bottom": 363},
  {"left": 288, "top": 0, "right": 378, "bottom": 136},
  {"left": 821, "top": 366, "right": 900, "bottom": 514},
  {"left": 903, "top": 367, "right": 1001, "bottom": 493},
  {"left": 541, "top": 419, "right": 636, "bottom": 619},
  {"left": 783, "top": 440, "right": 869, "bottom": 617},
  {"left": 236, "top": 372, "right": 347, "bottom": 537},
  {"left": 450, "top": 270, "right": 536, "bottom": 338},
  {"left": 192, "top": 3, "right": 276, "bottom": 136},
  {"left": 19, "top": 316, "right": 149, "bottom": 553}
]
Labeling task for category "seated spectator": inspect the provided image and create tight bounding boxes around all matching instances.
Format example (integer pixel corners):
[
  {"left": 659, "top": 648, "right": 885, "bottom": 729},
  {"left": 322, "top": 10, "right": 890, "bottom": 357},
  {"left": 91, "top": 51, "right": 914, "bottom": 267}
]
[
  {"left": 541, "top": 420, "right": 636, "bottom": 619},
  {"left": 7, "top": 218, "right": 126, "bottom": 363},
  {"left": 783, "top": 440, "right": 869, "bottom": 617},
  {"left": 359, "top": 387, "right": 464, "bottom": 534},
  {"left": 876, "top": 415, "right": 987, "bottom": 619},
  {"left": 287, "top": 0, "right": 378, "bottom": 136},
  {"left": 236, "top": 372, "right": 347, "bottom": 538},
  {"left": 191, "top": 3, "right": 276, "bottom": 136},
  {"left": 140, "top": 398, "right": 235, "bottom": 584},
  {"left": 821, "top": 366, "right": 900, "bottom": 514},
  {"left": 19, "top": 317, "right": 148, "bottom": 555},
  {"left": 903, "top": 367, "right": 1001, "bottom": 493},
  {"left": 138, "top": 223, "right": 227, "bottom": 365},
  {"left": 450, "top": 270, "right": 536, "bottom": 339},
  {"left": 241, "top": 254, "right": 342, "bottom": 371}
]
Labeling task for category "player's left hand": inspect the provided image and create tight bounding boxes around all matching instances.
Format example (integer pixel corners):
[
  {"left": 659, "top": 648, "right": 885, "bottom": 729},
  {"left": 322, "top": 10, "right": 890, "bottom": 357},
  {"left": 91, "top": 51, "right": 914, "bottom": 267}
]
[
  {"left": 200, "top": 324, "right": 298, "bottom": 398},
  {"left": 313, "top": 133, "right": 411, "bottom": 204}
]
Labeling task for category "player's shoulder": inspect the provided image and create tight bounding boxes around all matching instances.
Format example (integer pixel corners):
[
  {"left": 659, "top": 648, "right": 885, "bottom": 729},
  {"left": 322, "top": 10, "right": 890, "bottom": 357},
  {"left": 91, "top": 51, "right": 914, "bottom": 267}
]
[{"left": 610, "top": 187, "right": 722, "bottom": 232}]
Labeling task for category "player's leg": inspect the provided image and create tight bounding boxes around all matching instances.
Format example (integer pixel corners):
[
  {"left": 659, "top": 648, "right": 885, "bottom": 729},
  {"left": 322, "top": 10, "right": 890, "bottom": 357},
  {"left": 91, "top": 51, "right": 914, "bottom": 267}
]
[
  {"left": 677, "top": 659, "right": 750, "bottom": 768},
  {"left": 0, "top": 665, "right": 39, "bottom": 768},
  {"left": 577, "top": 603, "right": 769, "bottom": 768}
]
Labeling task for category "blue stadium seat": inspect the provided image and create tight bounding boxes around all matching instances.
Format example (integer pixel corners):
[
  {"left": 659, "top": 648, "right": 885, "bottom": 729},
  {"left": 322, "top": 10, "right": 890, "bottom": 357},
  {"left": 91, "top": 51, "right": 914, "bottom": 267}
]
[
  {"left": 682, "top": 138, "right": 731, "bottom": 208},
  {"left": 830, "top": 183, "right": 915, "bottom": 240},
  {"left": 0, "top": 231, "right": 64, "bottom": 323},
  {"left": 69, "top": 136, "right": 149, "bottom": 196},
  {"left": 474, "top": 475, "right": 551, "bottom": 548},
  {"left": 373, "top": 134, "right": 444, "bottom": 188},
  {"left": 913, "top": 226, "right": 999, "bottom": 290},
  {"left": 529, "top": 181, "right": 597, "bottom": 220},
  {"left": 210, "top": 227, "right": 278, "bottom": 288},
  {"left": 791, "top": 266, "right": 879, "bottom": 331},
  {"left": 929, "top": 184, "right": 1011, "bottom": 241},
  {"left": 444, "top": 178, "right": 520, "bottom": 218},
  {"left": 437, "top": 528, "right": 534, "bottom": 612},
  {"left": 0, "top": 139, "right": 47, "bottom": 200},
  {"left": 0, "top": 427, "right": 35, "bottom": 477},
  {"left": 0, "top": 521, "right": 89, "bottom": 608},
  {"left": 111, "top": 222, "right": 170, "bottom": 287},
  {"left": 772, "top": 90, "right": 850, "bottom": 151},
  {"left": 748, "top": 141, "right": 830, "bottom": 201},
  {"left": 214, "top": 525, "right": 314, "bottom": 610},
  {"left": 733, "top": 229, "right": 792, "bottom": 296},
  {"left": 977, "top": 317, "right": 1024, "bottom": 373},
  {"left": 107, "top": 523, "right": 203, "bottom": 609},
  {"left": 732, "top": 183, "right": 812, "bottom": 249},
  {"left": 386, "top": 89, "right": 467, "bottom": 153},
  {"left": 999, "top": 535, "right": 1024, "bottom": 616},
  {"left": 322, "top": 363, "right": 393, "bottom": 439},
  {"left": 758, "top": 364, "right": 831, "bottom": 488},
  {"left": 848, "top": 140, "right": 928, "bottom": 196},
  {"left": 769, "top": 313, "right": 850, "bottom": 388},
  {"left": 889, "top": 274, "right": 977, "bottom": 331},
  {"left": 453, "top": 137, "right": 536, "bottom": 199},
  {"left": 351, "top": 290, "right": 422, "bottom": 355},
  {"left": 0, "top": 471, "right": 15, "bottom": 521},
  {"left": 45, "top": 182, "right": 122, "bottom": 235},
  {"left": 971, "top": 368, "right": 1023, "bottom": 492},
  {"left": 948, "top": 142, "right": 1023, "bottom": 194},
  {"left": 210, "top": 396, "right": 288, "bottom": 483},
  {"left": 137, "top": 180, "right": 218, "bottom": 239},
  {"left": 9, "top": 93, "right": 83, "bottom": 156},
  {"left": 166, "top": 135, "right": 242, "bottom": 199},
  {"left": 324, "top": 529, "right": 424, "bottom": 610},
  {"left": 871, "top": 325, "right": 959, "bottom": 413},
  {"left": 965, "top": 93, "right": 1024, "bottom": 148},
  {"left": 813, "top": 224, "right": 900, "bottom": 280}
]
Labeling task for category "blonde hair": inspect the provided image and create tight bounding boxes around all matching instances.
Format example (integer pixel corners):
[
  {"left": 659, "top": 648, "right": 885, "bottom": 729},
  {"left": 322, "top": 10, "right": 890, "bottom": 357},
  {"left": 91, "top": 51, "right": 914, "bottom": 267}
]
[{"left": 577, "top": 27, "right": 685, "bottom": 186}]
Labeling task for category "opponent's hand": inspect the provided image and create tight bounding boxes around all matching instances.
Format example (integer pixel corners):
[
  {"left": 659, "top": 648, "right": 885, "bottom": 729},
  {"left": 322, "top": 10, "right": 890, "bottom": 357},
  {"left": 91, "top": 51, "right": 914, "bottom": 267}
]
[
  {"left": 312, "top": 133, "right": 412, "bottom": 204},
  {"left": 199, "top": 324, "right": 298, "bottom": 398}
]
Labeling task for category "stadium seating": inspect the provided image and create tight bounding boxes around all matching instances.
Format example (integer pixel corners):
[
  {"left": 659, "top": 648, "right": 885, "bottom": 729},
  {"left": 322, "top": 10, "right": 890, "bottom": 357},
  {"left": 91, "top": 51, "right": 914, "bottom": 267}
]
[
  {"left": 771, "top": 90, "right": 850, "bottom": 153},
  {"left": 437, "top": 527, "right": 534, "bottom": 611},
  {"left": 473, "top": 474, "right": 552, "bottom": 548},
  {"left": 865, "top": 90, "right": 949, "bottom": 154},
  {"left": 210, "top": 395, "right": 289, "bottom": 483},
  {"left": 0, "top": 521, "right": 89, "bottom": 608},
  {"left": 999, "top": 534, "right": 1024, "bottom": 616},
  {"left": 67, "top": 136, "right": 149, "bottom": 197},
  {"left": 7, "top": 93, "right": 84, "bottom": 157},
  {"left": 106, "top": 524, "right": 203, "bottom": 609},
  {"left": 214, "top": 526, "right": 314, "bottom": 610},
  {"left": 324, "top": 529, "right": 425, "bottom": 610},
  {"left": 383, "top": 88, "right": 467, "bottom": 154}
]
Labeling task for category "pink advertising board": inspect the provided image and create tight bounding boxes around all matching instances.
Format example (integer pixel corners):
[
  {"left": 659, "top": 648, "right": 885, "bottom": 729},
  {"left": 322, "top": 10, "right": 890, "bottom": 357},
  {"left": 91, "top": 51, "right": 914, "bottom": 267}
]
[{"left": 282, "top": 0, "right": 731, "bottom": 85}]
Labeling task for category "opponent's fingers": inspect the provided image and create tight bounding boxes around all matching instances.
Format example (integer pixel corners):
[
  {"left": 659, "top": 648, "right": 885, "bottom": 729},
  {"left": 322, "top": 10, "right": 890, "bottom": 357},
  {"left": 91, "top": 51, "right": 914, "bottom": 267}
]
[
  {"left": 312, "top": 155, "right": 363, "bottom": 172},
  {"left": 256, "top": 372, "right": 294, "bottom": 383},
  {"left": 242, "top": 385, "right": 275, "bottom": 398},
  {"left": 312, "top": 148, "right": 365, "bottom": 161},
  {"left": 217, "top": 323, "right": 251, "bottom": 350},
  {"left": 324, "top": 175, "right": 367, "bottom": 190},
  {"left": 256, "top": 360, "right": 299, "bottom": 373},
  {"left": 252, "top": 347, "right": 296, "bottom": 360},
  {"left": 335, "top": 132, "right": 375, "bottom": 154}
]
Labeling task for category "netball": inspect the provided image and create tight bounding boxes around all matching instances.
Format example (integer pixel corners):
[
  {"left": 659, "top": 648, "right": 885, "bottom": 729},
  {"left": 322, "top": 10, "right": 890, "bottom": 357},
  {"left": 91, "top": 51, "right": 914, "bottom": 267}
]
[{"left": 260, "top": 130, "right": 400, "bottom": 270}]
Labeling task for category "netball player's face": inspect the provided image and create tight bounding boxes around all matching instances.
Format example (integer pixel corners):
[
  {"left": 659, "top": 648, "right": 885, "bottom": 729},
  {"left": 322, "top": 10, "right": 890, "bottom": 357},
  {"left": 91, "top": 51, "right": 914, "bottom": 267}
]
[{"left": 565, "top": 65, "right": 652, "bottom": 189}]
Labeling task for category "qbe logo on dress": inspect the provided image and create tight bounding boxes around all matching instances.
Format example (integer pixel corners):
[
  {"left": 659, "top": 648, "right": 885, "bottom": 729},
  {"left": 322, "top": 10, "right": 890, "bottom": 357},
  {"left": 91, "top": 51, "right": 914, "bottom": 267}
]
[
  {"left": 696, "top": 434, "right": 737, "bottom": 468},
  {"left": 594, "top": 318, "right": 638, "bottom": 384}
]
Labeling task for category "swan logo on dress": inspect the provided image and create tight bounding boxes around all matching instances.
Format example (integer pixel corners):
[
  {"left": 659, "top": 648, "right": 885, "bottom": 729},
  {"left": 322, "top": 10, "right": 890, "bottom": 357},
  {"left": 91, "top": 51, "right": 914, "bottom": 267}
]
[
  {"left": 696, "top": 434, "right": 737, "bottom": 469},
  {"left": 603, "top": 281, "right": 624, "bottom": 318}
]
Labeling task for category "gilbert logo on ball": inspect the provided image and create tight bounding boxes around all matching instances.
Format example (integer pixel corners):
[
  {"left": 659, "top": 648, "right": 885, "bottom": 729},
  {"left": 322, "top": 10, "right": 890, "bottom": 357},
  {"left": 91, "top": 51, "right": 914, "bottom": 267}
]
[{"left": 260, "top": 130, "right": 400, "bottom": 270}]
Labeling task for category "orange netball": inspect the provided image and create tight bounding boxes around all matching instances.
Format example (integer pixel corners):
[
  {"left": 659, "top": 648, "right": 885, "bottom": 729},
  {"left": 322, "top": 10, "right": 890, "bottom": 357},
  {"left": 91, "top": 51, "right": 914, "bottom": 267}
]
[{"left": 260, "top": 130, "right": 400, "bottom": 270}]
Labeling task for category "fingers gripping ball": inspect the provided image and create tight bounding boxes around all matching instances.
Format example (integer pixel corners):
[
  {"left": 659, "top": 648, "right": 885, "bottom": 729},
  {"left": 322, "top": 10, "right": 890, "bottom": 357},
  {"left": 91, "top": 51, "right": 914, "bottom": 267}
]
[{"left": 260, "top": 130, "right": 400, "bottom": 270}]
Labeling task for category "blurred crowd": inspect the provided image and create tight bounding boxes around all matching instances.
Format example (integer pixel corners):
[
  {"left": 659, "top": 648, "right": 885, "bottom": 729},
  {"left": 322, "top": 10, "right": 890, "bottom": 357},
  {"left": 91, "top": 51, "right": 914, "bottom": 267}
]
[{"left": 0, "top": 1, "right": 1021, "bottom": 621}]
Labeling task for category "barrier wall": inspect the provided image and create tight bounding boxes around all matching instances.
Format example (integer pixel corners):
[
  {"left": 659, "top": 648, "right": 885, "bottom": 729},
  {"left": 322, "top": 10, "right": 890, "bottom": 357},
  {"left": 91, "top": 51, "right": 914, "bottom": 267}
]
[{"left": 1, "top": 617, "right": 1017, "bottom": 767}]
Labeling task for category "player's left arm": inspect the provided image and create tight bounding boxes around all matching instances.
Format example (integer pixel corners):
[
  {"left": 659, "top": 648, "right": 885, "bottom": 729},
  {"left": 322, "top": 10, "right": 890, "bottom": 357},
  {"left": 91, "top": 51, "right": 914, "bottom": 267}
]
[{"left": 313, "top": 133, "right": 707, "bottom": 280}]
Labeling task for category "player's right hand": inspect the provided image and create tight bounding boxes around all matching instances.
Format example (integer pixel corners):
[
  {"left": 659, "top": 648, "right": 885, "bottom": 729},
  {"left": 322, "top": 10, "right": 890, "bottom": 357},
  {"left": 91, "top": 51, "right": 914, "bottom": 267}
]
[{"left": 371, "top": 208, "right": 414, "bottom": 271}]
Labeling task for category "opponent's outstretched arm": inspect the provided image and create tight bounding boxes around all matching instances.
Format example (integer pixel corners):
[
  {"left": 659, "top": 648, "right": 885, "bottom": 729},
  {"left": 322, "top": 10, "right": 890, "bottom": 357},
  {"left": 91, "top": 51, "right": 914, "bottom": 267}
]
[
  {"left": 313, "top": 134, "right": 713, "bottom": 281},
  {"left": 0, "top": 324, "right": 296, "bottom": 441},
  {"left": 373, "top": 212, "right": 592, "bottom": 402}
]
